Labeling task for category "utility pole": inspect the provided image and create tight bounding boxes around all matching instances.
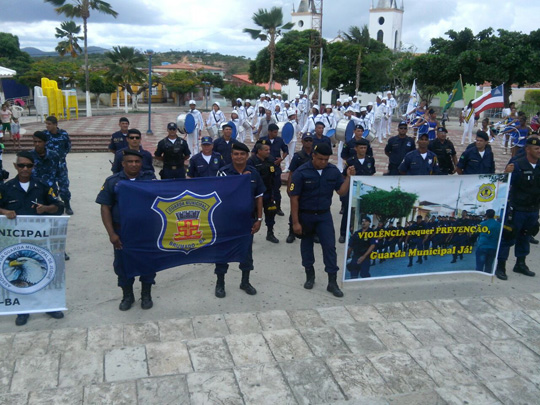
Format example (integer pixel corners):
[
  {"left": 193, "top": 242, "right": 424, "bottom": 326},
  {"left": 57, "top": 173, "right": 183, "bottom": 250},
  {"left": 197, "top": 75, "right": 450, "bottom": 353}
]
[{"left": 309, "top": 0, "right": 323, "bottom": 105}]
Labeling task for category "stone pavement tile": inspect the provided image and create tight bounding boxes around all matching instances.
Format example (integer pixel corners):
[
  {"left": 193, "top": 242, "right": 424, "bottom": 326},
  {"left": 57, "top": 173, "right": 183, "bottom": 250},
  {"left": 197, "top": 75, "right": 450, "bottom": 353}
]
[
  {"left": 226, "top": 333, "right": 275, "bottom": 366},
  {"left": 401, "top": 319, "right": 456, "bottom": 347},
  {"left": 385, "top": 391, "right": 446, "bottom": 404},
  {"left": 484, "top": 340, "right": 540, "bottom": 386},
  {"left": 458, "top": 297, "right": 499, "bottom": 314},
  {"left": 402, "top": 300, "right": 442, "bottom": 319},
  {"left": 123, "top": 322, "right": 160, "bottom": 346},
  {"left": 28, "top": 387, "right": 83, "bottom": 404},
  {"left": 263, "top": 329, "right": 313, "bottom": 362},
  {"left": 368, "top": 351, "right": 436, "bottom": 394},
  {"left": 192, "top": 314, "right": 230, "bottom": 338},
  {"left": 234, "top": 363, "right": 296, "bottom": 405},
  {"left": 430, "top": 299, "right": 470, "bottom": 317},
  {"left": 257, "top": 309, "right": 293, "bottom": 331},
  {"left": 520, "top": 337, "right": 540, "bottom": 356},
  {"left": 158, "top": 318, "right": 195, "bottom": 342},
  {"left": 317, "top": 306, "right": 357, "bottom": 326},
  {"left": 225, "top": 312, "right": 262, "bottom": 335},
  {"left": 346, "top": 304, "right": 386, "bottom": 323},
  {"left": 59, "top": 350, "right": 103, "bottom": 388},
  {"left": 0, "top": 359, "right": 15, "bottom": 394},
  {"left": 87, "top": 324, "right": 124, "bottom": 352},
  {"left": 49, "top": 328, "right": 87, "bottom": 355},
  {"left": 187, "top": 370, "right": 244, "bottom": 405},
  {"left": 83, "top": 381, "right": 137, "bottom": 404},
  {"left": 145, "top": 341, "right": 192, "bottom": 376},
  {"left": 524, "top": 309, "right": 540, "bottom": 324},
  {"left": 104, "top": 346, "right": 148, "bottom": 382},
  {"left": 11, "top": 330, "right": 51, "bottom": 357},
  {"left": 447, "top": 343, "right": 517, "bottom": 382},
  {"left": 409, "top": 346, "right": 478, "bottom": 386},
  {"left": 288, "top": 309, "right": 326, "bottom": 328},
  {"left": 462, "top": 313, "right": 521, "bottom": 340},
  {"left": 0, "top": 393, "right": 28, "bottom": 404},
  {"left": 0, "top": 334, "right": 14, "bottom": 359},
  {"left": 325, "top": 354, "right": 393, "bottom": 398},
  {"left": 11, "top": 354, "right": 60, "bottom": 393},
  {"left": 327, "top": 399, "right": 389, "bottom": 405},
  {"left": 508, "top": 294, "right": 540, "bottom": 310},
  {"left": 336, "top": 323, "right": 387, "bottom": 355},
  {"left": 369, "top": 321, "right": 422, "bottom": 352},
  {"left": 432, "top": 314, "right": 489, "bottom": 343},
  {"left": 435, "top": 384, "right": 501, "bottom": 405},
  {"left": 280, "top": 357, "right": 345, "bottom": 404},
  {"left": 484, "top": 376, "right": 540, "bottom": 405},
  {"left": 482, "top": 296, "right": 525, "bottom": 312},
  {"left": 495, "top": 311, "right": 540, "bottom": 336},
  {"left": 137, "top": 375, "right": 190, "bottom": 405},
  {"left": 187, "top": 337, "right": 234, "bottom": 372},
  {"left": 532, "top": 292, "right": 540, "bottom": 301},
  {"left": 299, "top": 326, "right": 351, "bottom": 358},
  {"left": 373, "top": 302, "right": 416, "bottom": 321}
]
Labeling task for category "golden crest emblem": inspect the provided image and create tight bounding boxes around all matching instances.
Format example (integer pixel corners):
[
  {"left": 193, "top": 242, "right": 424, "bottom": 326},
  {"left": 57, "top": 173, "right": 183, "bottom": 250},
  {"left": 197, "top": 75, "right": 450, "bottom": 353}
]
[{"left": 477, "top": 183, "right": 496, "bottom": 202}]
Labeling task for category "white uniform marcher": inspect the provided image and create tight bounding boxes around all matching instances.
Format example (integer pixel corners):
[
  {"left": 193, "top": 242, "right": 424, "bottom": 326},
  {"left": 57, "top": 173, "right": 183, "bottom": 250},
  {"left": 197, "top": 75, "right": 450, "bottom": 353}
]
[
  {"left": 188, "top": 100, "right": 204, "bottom": 155},
  {"left": 373, "top": 96, "right": 386, "bottom": 143},
  {"left": 206, "top": 102, "right": 226, "bottom": 137},
  {"left": 273, "top": 107, "right": 287, "bottom": 123},
  {"left": 386, "top": 91, "right": 398, "bottom": 135},
  {"left": 298, "top": 93, "right": 309, "bottom": 129},
  {"left": 300, "top": 106, "right": 323, "bottom": 135},
  {"left": 284, "top": 110, "right": 300, "bottom": 172},
  {"left": 462, "top": 106, "right": 474, "bottom": 144}
]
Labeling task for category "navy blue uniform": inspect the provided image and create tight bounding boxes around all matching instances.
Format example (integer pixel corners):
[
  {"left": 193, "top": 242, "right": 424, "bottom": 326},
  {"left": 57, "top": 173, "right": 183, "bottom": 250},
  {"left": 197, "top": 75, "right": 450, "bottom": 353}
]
[
  {"left": 154, "top": 137, "right": 191, "bottom": 179},
  {"left": 44, "top": 128, "right": 71, "bottom": 202},
  {"left": 109, "top": 131, "right": 129, "bottom": 152},
  {"left": 0, "top": 177, "right": 64, "bottom": 215},
  {"left": 215, "top": 164, "right": 265, "bottom": 275},
  {"left": 30, "top": 149, "right": 61, "bottom": 192},
  {"left": 457, "top": 147, "right": 495, "bottom": 174},
  {"left": 399, "top": 150, "right": 440, "bottom": 175},
  {"left": 385, "top": 135, "right": 416, "bottom": 175},
  {"left": 428, "top": 138, "right": 456, "bottom": 175},
  {"left": 111, "top": 147, "right": 154, "bottom": 174},
  {"left": 348, "top": 229, "right": 376, "bottom": 278},
  {"left": 257, "top": 136, "right": 289, "bottom": 205},
  {"left": 248, "top": 155, "right": 278, "bottom": 229},
  {"left": 188, "top": 152, "right": 224, "bottom": 178},
  {"left": 96, "top": 170, "right": 156, "bottom": 286},
  {"left": 213, "top": 137, "right": 240, "bottom": 165},
  {"left": 290, "top": 160, "right": 344, "bottom": 273},
  {"left": 341, "top": 138, "right": 374, "bottom": 160},
  {"left": 288, "top": 149, "right": 312, "bottom": 172},
  {"left": 406, "top": 221, "right": 426, "bottom": 265},
  {"left": 312, "top": 135, "right": 332, "bottom": 149}
]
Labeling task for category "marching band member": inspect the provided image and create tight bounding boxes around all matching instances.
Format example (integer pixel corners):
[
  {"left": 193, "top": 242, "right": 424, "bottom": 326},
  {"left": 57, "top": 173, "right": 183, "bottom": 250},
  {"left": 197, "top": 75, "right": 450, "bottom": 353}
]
[
  {"left": 461, "top": 100, "right": 475, "bottom": 145},
  {"left": 373, "top": 95, "right": 386, "bottom": 143},
  {"left": 351, "top": 95, "right": 361, "bottom": 112},
  {"left": 300, "top": 105, "right": 323, "bottom": 135},
  {"left": 255, "top": 93, "right": 268, "bottom": 112},
  {"left": 322, "top": 105, "right": 337, "bottom": 136},
  {"left": 385, "top": 91, "right": 398, "bottom": 135},
  {"left": 206, "top": 101, "right": 226, "bottom": 130},
  {"left": 299, "top": 92, "right": 309, "bottom": 129},
  {"left": 230, "top": 110, "right": 242, "bottom": 142},
  {"left": 284, "top": 109, "right": 301, "bottom": 172},
  {"left": 274, "top": 104, "right": 287, "bottom": 123},
  {"left": 188, "top": 100, "right": 204, "bottom": 155}
]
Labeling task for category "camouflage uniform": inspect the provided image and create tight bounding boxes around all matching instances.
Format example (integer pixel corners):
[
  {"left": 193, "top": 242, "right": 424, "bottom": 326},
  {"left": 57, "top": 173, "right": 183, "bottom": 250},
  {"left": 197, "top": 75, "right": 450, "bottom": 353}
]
[
  {"left": 30, "top": 149, "right": 61, "bottom": 193},
  {"left": 44, "top": 128, "right": 71, "bottom": 202}
]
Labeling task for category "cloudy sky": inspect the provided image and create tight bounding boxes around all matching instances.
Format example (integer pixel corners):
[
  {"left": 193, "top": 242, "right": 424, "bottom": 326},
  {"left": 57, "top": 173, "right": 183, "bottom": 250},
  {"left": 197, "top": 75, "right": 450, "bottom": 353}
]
[{"left": 1, "top": 0, "right": 538, "bottom": 58}]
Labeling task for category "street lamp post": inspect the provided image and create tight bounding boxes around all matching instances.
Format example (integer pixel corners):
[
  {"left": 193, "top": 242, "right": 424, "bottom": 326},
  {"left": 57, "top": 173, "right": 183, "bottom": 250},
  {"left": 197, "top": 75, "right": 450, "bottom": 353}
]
[
  {"left": 298, "top": 59, "right": 305, "bottom": 93},
  {"left": 146, "top": 49, "right": 154, "bottom": 136},
  {"left": 202, "top": 81, "right": 210, "bottom": 111}
]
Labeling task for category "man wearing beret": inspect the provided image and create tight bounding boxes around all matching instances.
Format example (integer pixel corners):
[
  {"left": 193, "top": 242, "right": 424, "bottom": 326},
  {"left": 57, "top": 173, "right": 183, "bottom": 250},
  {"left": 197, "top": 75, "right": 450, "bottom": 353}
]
[
  {"left": 96, "top": 149, "right": 157, "bottom": 311},
  {"left": 385, "top": 121, "right": 416, "bottom": 175},
  {"left": 456, "top": 131, "right": 495, "bottom": 175},
  {"left": 312, "top": 121, "right": 332, "bottom": 149},
  {"left": 290, "top": 143, "right": 355, "bottom": 297},
  {"left": 213, "top": 123, "right": 240, "bottom": 165}
]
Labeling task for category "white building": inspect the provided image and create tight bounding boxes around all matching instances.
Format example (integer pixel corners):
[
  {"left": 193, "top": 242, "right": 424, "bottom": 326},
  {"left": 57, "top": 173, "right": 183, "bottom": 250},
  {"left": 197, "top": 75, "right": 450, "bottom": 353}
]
[{"left": 368, "top": 0, "right": 404, "bottom": 51}]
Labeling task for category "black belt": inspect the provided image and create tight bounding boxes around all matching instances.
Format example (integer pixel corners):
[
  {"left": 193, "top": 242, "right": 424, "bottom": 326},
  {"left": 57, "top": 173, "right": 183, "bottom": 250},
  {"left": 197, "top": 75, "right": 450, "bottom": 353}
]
[
  {"left": 300, "top": 209, "right": 329, "bottom": 215},
  {"left": 164, "top": 165, "right": 183, "bottom": 170}
]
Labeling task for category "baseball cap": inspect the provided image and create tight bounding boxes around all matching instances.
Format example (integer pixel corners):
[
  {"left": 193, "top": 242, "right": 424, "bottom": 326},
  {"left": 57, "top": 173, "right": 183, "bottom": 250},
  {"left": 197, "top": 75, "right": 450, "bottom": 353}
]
[{"left": 201, "top": 136, "right": 213, "bottom": 145}]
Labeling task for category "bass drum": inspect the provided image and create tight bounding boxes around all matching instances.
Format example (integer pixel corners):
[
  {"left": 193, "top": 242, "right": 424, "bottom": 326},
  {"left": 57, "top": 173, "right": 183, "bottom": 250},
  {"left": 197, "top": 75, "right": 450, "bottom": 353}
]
[
  {"left": 176, "top": 113, "right": 196, "bottom": 133},
  {"left": 278, "top": 121, "right": 295, "bottom": 144},
  {"left": 363, "top": 129, "right": 375, "bottom": 142},
  {"left": 325, "top": 128, "right": 336, "bottom": 141},
  {"left": 217, "top": 121, "right": 237, "bottom": 139},
  {"left": 335, "top": 119, "right": 355, "bottom": 142},
  {"left": 207, "top": 125, "right": 219, "bottom": 139}
]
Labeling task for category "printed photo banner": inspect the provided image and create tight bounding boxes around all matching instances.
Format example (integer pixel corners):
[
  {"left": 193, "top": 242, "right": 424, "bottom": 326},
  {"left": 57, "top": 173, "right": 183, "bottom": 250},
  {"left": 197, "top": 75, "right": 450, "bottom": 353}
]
[
  {"left": 0, "top": 216, "right": 68, "bottom": 315},
  {"left": 343, "top": 174, "right": 510, "bottom": 282}
]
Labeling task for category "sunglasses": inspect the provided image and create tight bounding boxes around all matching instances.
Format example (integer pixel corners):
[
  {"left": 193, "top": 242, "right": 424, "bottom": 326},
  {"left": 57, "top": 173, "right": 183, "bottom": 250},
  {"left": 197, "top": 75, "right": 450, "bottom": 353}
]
[
  {"left": 17, "top": 163, "right": 34, "bottom": 168},
  {"left": 398, "top": 126, "right": 407, "bottom": 129},
  {"left": 128, "top": 136, "right": 141, "bottom": 139},
  {"left": 303, "top": 139, "right": 313, "bottom": 142}
]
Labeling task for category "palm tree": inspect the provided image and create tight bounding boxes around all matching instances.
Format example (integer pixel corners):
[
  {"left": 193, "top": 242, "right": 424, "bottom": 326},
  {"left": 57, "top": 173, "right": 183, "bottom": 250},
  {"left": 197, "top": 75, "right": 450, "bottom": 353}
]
[
  {"left": 345, "top": 25, "right": 371, "bottom": 95},
  {"left": 55, "top": 20, "right": 83, "bottom": 57},
  {"left": 244, "top": 7, "right": 294, "bottom": 91},
  {"left": 44, "top": 0, "right": 118, "bottom": 117},
  {"left": 104, "top": 46, "right": 146, "bottom": 113}
]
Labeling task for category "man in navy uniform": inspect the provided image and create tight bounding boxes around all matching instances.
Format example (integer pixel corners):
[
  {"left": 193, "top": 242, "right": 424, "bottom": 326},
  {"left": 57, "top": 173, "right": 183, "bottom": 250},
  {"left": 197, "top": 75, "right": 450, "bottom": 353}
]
[
  {"left": 347, "top": 217, "right": 377, "bottom": 278},
  {"left": 154, "top": 122, "right": 191, "bottom": 179},
  {"left": 456, "top": 131, "right": 495, "bottom": 175},
  {"left": 188, "top": 136, "right": 224, "bottom": 178},
  {"left": 111, "top": 129, "right": 154, "bottom": 174},
  {"left": 290, "top": 143, "right": 355, "bottom": 297},
  {"left": 312, "top": 122, "right": 332, "bottom": 149},
  {"left": 213, "top": 123, "right": 240, "bottom": 165},
  {"left": 215, "top": 142, "right": 265, "bottom": 298},
  {"left": 96, "top": 150, "right": 157, "bottom": 311},
  {"left": 399, "top": 133, "right": 440, "bottom": 175},
  {"left": 341, "top": 125, "right": 374, "bottom": 160},
  {"left": 385, "top": 121, "right": 416, "bottom": 175},
  {"left": 428, "top": 127, "right": 457, "bottom": 175},
  {"left": 108, "top": 117, "right": 130, "bottom": 153}
]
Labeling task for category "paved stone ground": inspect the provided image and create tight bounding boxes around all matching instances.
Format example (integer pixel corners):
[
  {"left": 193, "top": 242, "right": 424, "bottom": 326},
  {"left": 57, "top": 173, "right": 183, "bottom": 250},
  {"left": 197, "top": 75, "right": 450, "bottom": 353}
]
[{"left": 2, "top": 293, "right": 540, "bottom": 404}]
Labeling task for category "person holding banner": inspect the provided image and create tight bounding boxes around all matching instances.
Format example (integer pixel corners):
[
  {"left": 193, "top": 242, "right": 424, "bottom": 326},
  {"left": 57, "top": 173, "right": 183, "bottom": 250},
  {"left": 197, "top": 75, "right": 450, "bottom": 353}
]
[
  {"left": 347, "top": 217, "right": 377, "bottom": 278},
  {"left": 215, "top": 142, "right": 264, "bottom": 298},
  {"left": 96, "top": 150, "right": 157, "bottom": 311},
  {"left": 154, "top": 123, "right": 191, "bottom": 179},
  {"left": 290, "top": 143, "right": 355, "bottom": 297},
  {"left": 0, "top": 151, "right": 64, "bottom": 326},
  {"left": 399, "top": 133, "right": 440, "bottom": 175},
  {"left": 385, "top": 121, "right": 416, "bottom": 175}
]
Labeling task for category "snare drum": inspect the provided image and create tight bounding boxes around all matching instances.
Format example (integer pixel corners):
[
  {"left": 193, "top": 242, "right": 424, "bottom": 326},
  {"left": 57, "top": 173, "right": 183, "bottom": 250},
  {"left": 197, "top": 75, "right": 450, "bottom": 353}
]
[
  {"left": 207, "top": 125, "right": 219, "bottom": 139},
  {"left": 335, "top": 119, "right": 354, "bottom": 142},
  {"left": 279, "top": 122, "right": 295, "bottom": 144},
  {"left": 325, "top": 128, "right": 336, "bottom": 140},
  {"left": 363, "top": 129, "right": 375, "bottom": 142},
  {"left": 176, "top": 113, "right": 196, "bottom": 133}
]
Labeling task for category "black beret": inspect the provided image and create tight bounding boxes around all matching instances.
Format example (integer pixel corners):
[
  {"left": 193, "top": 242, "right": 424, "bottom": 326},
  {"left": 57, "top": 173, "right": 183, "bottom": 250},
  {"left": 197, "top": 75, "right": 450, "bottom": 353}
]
[
  {"left": 268, "top": 123, "right": 279, "bottom": 131},
  {"left": 33, "top": 131, "right": 47, "bottom": 141},
  {"left": 355, "top": 138, "right": 369, "bottom": 146},
  {"left": 418, "top": 133, "right": 429, "bottom": 139},
  {"left": 476, "top": 131, "right": 489, "bottom": 141},
  {"left": 17, "top": 151, "right": 35, "bottom": 163},
  {"left": 222, "top": 123, "right": 233, "bottom": 130},
  {"left": 128, "top": 128, "right": 142, "bottom": 136},
  {"left": 313, "top": 143, "right": 332, "bottom": 156},
  {"left": 315, "top": 121, "right": 325, "bottom": 127},
  {"left": 355, "top": 125, "right": 364, "bottom": 131},
  {"left": 232, "top": 142, "right": 250, "bottom": 153},
  {"left": 123, "top": 149, "right": 143, "bottom": 159},
  {"left": 437, "top": 127, "right": 448, "bottom": 133}
]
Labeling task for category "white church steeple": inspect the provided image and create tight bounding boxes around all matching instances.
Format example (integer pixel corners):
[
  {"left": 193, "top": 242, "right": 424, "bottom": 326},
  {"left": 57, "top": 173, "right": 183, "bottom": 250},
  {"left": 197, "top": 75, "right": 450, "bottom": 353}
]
[
  {"left": 369, "top": 0, "right": 404, "bottom": 50},
  {"left": 291, "top": 0, "right": 318, "bottom": 31}
]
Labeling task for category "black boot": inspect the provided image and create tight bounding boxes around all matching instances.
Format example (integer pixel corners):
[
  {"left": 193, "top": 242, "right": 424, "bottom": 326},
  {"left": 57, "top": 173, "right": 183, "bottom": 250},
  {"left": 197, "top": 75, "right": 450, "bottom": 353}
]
[
  {"left": 119, "top": 285, "right": 135, "bottom": 311},
  {"left": 266, "top": 228, "right": 279, "bottom": 243},
  {"left": 64, "top": 200, "right": 74, "bottom": 215},
  {"left": 215, "top": 274, "right": 226, "bottom": 298},
  {"left": 304, "top": 266, "right": 315, "bottom": 289},
  {"left": 513, "top": 257, "right": 535, "bottom": 277},
  {"left": 276, "top": 202, "right": 284, "bottom": 216},
  {"left": 495, "top": 260, "right": 507, "bottom": 281},
  {"left": 286, "top": 230, "right": 296, "bottom": 243},
  {"left": 141, "top": 283, "right": 153, "bottom": 309},
  {"left": 239, "top": 271, "right": 257, "bottom": 295},
  {"left": 327, "top": 273, "right": 344, "bottom": 297}
]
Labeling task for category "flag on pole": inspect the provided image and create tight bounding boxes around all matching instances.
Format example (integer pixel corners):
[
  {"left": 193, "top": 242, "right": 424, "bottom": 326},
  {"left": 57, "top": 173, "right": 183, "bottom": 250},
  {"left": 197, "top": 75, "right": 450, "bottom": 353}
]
[
  {"left": 471, "top": 84, "right": 505, "bottom": 115},
  {"left": 442, "top": 77, "right": 465, "bottom": 113},
  {"left": 405, "top": 79, "right": 417, "bottom": 115}
]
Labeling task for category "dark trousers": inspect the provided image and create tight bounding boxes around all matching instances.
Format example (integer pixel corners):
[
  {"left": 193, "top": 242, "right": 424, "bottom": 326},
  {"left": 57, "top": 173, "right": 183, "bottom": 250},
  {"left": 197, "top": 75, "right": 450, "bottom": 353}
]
[
  {"left": 113, "top": 249, "right": 156, "bottom": 287},
  {"left": 58, "top": 161, "right": 71, "bottom": 201},
  {"left": 476, "top": 247, "right": 496, "bottom": 273},
  {"left": 300, "top": 211, "right": 338, "bottom": 273},
  {"left": 340, "top": 193, "right": 350, "bottom": 237},
  {"left": 273, "top": 168, "right": 282, "bottom": 204},
  {"left": 215, "top": 233, "right": 254, "bottom": 274},
  {"left": 498, "top": 210, "right": 539, "bottom": 261},
  {"left": 263, "top": 198, "right": 277, "bottom": 228},
  {"left": 348, "top": 256, "right": 371, "bottom": 278},
  {"left": 161, "top": 166, "right": 186, "bottom": 179}
]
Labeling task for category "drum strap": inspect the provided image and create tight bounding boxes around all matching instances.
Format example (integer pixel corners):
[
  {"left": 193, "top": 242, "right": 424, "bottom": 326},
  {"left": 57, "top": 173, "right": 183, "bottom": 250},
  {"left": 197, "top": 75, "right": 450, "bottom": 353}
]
[{"left": 213, "top": 111, "right": 217, "bottom": 123}]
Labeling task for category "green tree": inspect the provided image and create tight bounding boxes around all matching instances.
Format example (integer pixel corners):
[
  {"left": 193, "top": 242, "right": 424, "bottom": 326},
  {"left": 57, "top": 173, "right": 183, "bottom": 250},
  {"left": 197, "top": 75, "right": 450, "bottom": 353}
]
[
  {"left": 161, "top": 70, "right": 200, "bottom": 106},
  {"left": 55, "top": 20, "right": 83, "bottom": 57},
  {"left": 18, "top": 59, "right": 80, "bottom": 88},
  {"left": 360, "top": 188, "right": 418, "bottom": 226},
  {"left": 243, "top": 6, "right": 294, "bottom": 91},
  {"left": 0, "top": 33, "right": 33, "bottom": 80},
  {"left": 79, "top": 70, "right": 116, "bottom": 107},
  {"left": 344, "top": 25, "right": 372, "bottom": 95},
  {"left": 44, "top": 0, "right": 118, "bottom": 116}
]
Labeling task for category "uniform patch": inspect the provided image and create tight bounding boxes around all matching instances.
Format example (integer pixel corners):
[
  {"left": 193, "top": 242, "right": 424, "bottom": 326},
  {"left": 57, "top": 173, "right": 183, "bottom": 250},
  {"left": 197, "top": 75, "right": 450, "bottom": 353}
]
[
  {"left": 289, "top": 184, "right": 294, "bottom": 191},
  {"left": 477, "top": 183, "right": 496, "bottom": 202}
]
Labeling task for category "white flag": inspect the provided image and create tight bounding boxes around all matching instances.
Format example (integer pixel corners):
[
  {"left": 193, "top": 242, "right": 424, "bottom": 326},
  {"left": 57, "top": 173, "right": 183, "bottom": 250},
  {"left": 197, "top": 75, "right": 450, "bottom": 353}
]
[{"left": 405, "top": 79, "right": 417, "bottom": 115}]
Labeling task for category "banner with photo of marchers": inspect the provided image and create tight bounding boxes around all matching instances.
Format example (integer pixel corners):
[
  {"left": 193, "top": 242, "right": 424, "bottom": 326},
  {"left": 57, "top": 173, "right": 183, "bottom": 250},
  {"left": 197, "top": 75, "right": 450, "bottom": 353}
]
[
  {"left": 343, "top": 174, "right": 510, "bottom": 282},
  {"left": 0, "top": 216, "right": 68, "bottom": 315}
]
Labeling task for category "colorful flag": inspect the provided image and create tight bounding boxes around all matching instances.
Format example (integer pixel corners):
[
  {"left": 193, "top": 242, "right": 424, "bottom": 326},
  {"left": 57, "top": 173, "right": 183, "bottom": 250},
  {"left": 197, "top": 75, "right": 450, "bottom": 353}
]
[
  {"left": 472, "top": 84, "right": 505, "bottom": 115},
  {"left": 405, "top": 79, "right": 417, "bottom": 115},
  {"left": 117, "top": 175, "right": 253, "bottom": 279},
  {"left": 442, "top": 78, "right": 465, "bottom": 113}
]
